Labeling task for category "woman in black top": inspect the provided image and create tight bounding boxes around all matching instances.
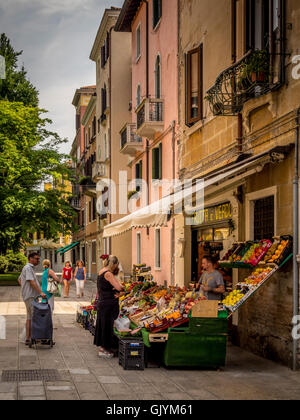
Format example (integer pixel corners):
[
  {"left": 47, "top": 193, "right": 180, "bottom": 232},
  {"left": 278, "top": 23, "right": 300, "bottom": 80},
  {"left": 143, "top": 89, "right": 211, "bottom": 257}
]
[{"left": 94, "top": 255, "right": 124, "bottom": 358}]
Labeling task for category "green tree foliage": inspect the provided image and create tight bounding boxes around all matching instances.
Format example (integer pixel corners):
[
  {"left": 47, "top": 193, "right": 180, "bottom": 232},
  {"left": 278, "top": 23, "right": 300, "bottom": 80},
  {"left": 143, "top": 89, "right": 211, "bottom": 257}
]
[
  {"left": 0, "top": 35, "right": 76, "bottom": 255},
  {"left": 0, "top": 33, "right": 39, "bottom": 106},
  {"left": 0, "top": 100, "right": 76, "bottom": 253}
]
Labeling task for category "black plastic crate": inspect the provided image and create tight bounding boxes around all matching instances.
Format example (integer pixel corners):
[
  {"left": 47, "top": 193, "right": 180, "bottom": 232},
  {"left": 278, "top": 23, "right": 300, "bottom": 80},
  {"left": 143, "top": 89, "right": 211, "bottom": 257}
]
[{"left": 119, "top": 339, "right": 145, "bottom": 371}]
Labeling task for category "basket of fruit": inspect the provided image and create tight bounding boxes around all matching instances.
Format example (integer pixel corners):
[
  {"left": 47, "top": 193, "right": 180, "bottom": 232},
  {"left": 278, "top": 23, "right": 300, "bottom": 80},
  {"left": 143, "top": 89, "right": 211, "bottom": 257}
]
[{"left": 264, "top": 236, "right": 293, "bottom": 266}]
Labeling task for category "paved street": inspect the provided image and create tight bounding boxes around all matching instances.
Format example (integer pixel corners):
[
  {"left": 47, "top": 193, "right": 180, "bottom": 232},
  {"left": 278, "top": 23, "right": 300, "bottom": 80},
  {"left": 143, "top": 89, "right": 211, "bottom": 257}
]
[{"left": 0, "top": 281, "right": 300, "bottom": 400}]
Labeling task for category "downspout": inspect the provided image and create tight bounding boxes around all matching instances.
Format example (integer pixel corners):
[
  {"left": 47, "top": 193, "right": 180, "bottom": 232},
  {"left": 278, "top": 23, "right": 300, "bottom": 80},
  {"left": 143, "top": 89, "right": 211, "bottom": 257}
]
[
  {"left": 293, "top": 108, "right": 300, "bottom": 371},
  {"left": 142, "top": 0, "right": 150, "bottom": 222},
  {"left": 109, "top": 26, "right": 113, "bottom": 253},
  {"left": 171, "top": 120, "right": 176, "bottom": 286}
]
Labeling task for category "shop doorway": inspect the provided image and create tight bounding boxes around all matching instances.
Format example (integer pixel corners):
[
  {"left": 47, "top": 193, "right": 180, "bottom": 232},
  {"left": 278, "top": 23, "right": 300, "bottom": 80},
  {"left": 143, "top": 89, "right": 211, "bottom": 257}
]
[{"left": 192, "top": 226, "right": 232, "bottom": 286}]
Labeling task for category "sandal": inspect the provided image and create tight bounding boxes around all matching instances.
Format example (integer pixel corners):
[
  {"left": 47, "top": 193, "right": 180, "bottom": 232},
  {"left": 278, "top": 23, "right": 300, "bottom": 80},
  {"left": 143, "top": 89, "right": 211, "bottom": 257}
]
[{"left": 98, "top": 349, "right": 114, "bottom": 359}]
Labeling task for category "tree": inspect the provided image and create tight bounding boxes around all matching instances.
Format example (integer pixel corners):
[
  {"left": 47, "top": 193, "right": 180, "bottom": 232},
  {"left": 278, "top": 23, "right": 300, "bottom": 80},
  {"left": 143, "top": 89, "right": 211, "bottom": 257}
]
[
  {"left": 0, "top": 33, "right": 39, "bottom": 106},
  {"left": 0, "top": 100, "right": 76, "bottom": 254}
]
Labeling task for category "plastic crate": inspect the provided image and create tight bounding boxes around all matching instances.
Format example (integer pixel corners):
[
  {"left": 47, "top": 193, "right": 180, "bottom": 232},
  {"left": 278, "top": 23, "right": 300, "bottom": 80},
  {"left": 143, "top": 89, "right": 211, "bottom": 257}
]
[{"left": 119, "top": 339, "right": 145, "bottom": 371}]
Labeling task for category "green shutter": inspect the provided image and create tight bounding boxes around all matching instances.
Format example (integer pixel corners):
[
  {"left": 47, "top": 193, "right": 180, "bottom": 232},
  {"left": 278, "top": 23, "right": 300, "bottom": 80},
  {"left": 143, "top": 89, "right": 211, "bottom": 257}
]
[{"left": 152, "top": 149, "right": 156, "bottom": 180}]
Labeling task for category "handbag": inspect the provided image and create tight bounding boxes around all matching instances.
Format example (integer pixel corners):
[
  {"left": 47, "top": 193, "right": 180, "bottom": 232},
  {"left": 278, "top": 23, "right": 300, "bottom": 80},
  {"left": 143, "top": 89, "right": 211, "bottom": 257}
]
[{"left": 47, "top": 274, "right": 59, "bottom": 295}]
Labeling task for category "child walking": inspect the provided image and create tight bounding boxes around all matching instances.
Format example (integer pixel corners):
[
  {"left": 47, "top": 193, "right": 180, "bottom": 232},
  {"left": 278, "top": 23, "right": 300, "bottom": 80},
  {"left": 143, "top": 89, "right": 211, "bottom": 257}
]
[{"left": 61, "top": 261, "right": 73, "bottom": 298}]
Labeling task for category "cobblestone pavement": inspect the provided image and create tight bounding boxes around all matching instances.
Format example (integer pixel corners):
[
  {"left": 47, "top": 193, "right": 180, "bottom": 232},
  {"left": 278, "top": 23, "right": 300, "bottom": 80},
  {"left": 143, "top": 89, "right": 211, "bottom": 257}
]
[{"left": 1, "top": 281, "right": 300, "bottom": 400}]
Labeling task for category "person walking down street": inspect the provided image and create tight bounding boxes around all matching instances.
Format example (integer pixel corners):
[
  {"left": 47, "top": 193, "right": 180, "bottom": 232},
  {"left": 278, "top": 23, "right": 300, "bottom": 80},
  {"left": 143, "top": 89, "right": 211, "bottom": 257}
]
[
  {"left": 61, "top": 261, "right": 73, "bottom": 298},
  {"left": 19, "top": 253, "right": 47, "bottom": 346},
  {"left": 94, "top": 256, "right": 124, "bottom": 359},
  {"left": 42, "top": 260, "right": 62, "bottom": 313},
  {"left": 74, "top": 261, "right": 87, "bottom": 298}
]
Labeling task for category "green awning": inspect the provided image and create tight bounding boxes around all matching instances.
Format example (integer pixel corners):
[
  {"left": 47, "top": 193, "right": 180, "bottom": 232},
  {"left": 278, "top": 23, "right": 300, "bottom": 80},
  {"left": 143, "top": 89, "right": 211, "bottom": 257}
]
[{"left": 59, "top": 242, "right": 80, "bottom": 255}]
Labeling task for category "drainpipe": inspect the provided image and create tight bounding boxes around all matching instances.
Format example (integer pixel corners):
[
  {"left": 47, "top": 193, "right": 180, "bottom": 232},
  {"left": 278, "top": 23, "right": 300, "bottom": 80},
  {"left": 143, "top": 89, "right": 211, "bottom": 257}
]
[
  {"left": 142, "top": 0, "right": 150, "bottom": 226},
  {"left": 293, "top": 108, "right": 300, "bottom": 371},
  {"left": 237, "top": 113, "right": 243, "bottom": 153},
  {"left": 171, "top": 120, "right": 176, "bottom": 286},
  {"left": 109, "top": 26, "right": 113, "bottom": 253}
]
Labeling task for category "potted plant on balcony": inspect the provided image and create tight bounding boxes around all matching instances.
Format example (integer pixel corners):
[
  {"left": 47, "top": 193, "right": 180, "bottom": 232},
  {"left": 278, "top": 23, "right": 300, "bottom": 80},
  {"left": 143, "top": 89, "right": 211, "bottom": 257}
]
[
  {"left": 237, "top": 65, "right": 252, "bottom": 92},
  {"left": 128, "top": 190, "right": 141, "bottom": 207},
  {"left": 245, "top": 49, "right": 270, "bottom": 83}
]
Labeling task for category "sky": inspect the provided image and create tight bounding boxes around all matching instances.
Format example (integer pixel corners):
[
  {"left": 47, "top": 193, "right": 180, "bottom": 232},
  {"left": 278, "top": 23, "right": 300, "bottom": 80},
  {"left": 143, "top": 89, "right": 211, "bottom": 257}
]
[{"left": 0, "top": 0, "right": 124, "bottom": 154}]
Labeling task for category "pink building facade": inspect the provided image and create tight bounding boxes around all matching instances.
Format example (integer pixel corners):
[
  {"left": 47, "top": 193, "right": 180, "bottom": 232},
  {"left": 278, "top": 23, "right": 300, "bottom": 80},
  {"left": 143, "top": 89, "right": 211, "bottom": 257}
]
[{"left": 115, "top": 0, "right": 179, "bottom": 285}]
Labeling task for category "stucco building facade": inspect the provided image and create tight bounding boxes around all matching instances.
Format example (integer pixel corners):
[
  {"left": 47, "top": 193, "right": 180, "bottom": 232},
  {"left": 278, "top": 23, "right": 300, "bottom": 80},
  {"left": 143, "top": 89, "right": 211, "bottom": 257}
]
[{"left": 177, "top": 0, "right": 300, "bottom": 368}]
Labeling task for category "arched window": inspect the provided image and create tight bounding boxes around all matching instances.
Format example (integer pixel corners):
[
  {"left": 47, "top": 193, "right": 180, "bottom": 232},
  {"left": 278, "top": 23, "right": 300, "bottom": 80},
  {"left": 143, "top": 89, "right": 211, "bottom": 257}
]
[{"left": 155, "top": 55, "right": 161, "bottom": 99}]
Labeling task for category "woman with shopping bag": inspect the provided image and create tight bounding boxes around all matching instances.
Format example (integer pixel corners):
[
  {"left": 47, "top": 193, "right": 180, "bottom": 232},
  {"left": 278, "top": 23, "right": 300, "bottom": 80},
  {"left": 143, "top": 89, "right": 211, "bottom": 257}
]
[
  {"left": 42, "top": 260, "right": 62, "bottom": 313},
  {"left": 94, "top": 255, "right": 125, "bottom": 359}
]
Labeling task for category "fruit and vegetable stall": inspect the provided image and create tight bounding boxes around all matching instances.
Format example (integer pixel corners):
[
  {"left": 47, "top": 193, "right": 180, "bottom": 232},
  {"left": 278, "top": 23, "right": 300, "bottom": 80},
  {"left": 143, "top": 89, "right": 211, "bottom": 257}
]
[{"left": 76, "top": 236, "right": 293, "bottom": 370}]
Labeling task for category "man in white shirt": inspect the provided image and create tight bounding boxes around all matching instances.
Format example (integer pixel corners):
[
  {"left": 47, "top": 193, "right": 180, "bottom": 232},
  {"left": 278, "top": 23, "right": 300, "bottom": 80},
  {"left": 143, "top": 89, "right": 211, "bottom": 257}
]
[{"left": 19, "top": 253, "right": 47, "bottom": 345}]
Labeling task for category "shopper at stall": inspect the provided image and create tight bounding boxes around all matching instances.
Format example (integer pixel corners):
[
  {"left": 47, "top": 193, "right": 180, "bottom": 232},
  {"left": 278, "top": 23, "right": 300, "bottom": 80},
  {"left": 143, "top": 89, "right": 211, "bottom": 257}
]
[
  {"left": 61, "top": 261, "right": 73, "bottom": 298},
  {"left": 94, "top": 255, "right": 124, "bottom": 359},
  {"left": 197, "top": 255, "right": 225, "bottom": 301},
  {"left": 74, "top": 261, "right": 87, "bottom": 298}
]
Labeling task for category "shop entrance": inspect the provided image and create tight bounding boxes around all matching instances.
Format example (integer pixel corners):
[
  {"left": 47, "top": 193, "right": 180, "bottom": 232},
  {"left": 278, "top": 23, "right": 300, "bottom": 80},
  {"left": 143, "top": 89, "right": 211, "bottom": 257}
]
[{"left": 192, "top": 226, "right": 231, "bottom": 282}]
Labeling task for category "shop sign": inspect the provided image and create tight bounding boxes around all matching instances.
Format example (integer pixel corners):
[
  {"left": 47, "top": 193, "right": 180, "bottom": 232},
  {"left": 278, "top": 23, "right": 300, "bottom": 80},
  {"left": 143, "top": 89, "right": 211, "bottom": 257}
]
[{"left": 191, "top": 202, "right": 233, "bottom": 226}]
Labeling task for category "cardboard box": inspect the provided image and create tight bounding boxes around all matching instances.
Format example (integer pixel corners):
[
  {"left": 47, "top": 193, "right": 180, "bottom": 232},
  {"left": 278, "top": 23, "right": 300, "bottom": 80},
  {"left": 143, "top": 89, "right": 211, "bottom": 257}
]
[{"left": 191, "top": 300, "right": 218, "bottom": 318}]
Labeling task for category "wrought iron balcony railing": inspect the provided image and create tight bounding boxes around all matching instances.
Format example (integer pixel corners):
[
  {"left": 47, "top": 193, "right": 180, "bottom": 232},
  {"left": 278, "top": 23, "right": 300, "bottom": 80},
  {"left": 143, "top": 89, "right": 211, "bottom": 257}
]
[
  {"left": 136, "top": 98, "right": 164, "bottom": 139},
  {"left": 120, "top": 123, "right": 143, "bottom": 156},
  {"left": 92, "top": 162, "right": 107, "bottom": 182},
  {"left": 206, "top": 50, "right": 279, "bottom": 117}
]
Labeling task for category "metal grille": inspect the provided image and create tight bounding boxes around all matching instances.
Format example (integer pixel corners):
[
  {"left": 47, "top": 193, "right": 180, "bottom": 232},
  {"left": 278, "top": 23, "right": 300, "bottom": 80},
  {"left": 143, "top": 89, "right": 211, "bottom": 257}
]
[
  {"left": 1, "top": 369, "right": 60, "bottom": 382},
  {"left": 254, "top": 196, "right": 275, "bottom": 240}
]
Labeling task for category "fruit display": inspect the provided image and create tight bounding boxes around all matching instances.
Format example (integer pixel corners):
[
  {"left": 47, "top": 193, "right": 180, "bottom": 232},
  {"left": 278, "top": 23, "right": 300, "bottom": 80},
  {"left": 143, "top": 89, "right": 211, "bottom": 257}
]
[
  {"left": 263, "top": 236, "right": 293, "bottom": 266},
  {"left": 220, "top": 237, "right": 291, "bottom": 269},
  {"left": 118, "top": 279, "right": 213, "bottom": 333},
  {"left": 238, "top": 240, "right": 272, "bottom": 266},
  {"left": 242, "top": 266, "right": 274, "bottom": 286},
  {"left": 263, "top": 241, "right": 279, "bottom": 263},
  {"left": 222, "top": 290, "right": 246, "bottom": 308}
]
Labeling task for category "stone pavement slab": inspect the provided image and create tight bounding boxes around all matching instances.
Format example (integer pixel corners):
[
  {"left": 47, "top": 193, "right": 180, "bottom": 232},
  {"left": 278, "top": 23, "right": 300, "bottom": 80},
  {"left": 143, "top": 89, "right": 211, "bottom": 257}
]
[{"left": 1, "top": 282, "right": 300, "bottom": 400}]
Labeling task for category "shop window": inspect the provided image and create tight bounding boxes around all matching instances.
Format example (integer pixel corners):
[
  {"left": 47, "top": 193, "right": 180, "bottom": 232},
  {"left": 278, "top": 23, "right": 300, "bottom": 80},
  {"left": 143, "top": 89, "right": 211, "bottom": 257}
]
[
  {"left": 254, "top": 196, "right": 274, "bottom": 240},
  {"left": 186, "top": 45, "right": 203, "bottom": 126},
  {"left": 152, "top": 143, "right": 162, "bottom": 180},
  {"left": 137, "top": 233, "right": 141, "bottom": 265},
  {"left": 155, "top": 229, "right": 161, "bottom": 269}
]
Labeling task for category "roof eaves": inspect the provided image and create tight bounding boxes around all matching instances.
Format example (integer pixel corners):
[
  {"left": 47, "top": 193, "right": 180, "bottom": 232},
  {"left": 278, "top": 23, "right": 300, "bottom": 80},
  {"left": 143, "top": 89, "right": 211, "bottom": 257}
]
[{"left": 115, "top": 0, "right": 142, "bottom": 32}]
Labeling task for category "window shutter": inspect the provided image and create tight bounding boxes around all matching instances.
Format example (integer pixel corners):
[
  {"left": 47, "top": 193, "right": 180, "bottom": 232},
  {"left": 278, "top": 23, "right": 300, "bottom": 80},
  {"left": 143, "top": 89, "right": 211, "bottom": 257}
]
[
  {"left": 106, "top": 32, "right": 110, "bottom": 62},
  {"left": 159, "top": 143, "right": 162, "bottom": 180},
  {"left": 152, "top": 149, "right": 156, "bottom": 180},
  {"left": 101, "top": 46, "right": 105, "bottom": 68}
]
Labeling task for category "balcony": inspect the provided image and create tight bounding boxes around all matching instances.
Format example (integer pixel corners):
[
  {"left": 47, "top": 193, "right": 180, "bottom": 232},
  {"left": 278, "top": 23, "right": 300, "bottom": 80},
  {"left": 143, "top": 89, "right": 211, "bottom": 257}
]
[
  {"left": 206, "top": 50, "right": 281, "bottom": 117},
  {"left": 120, "top": 123, "right": 143, "bottom": 156},
  {"left": 92, "top": 162, "right": 107, "bottom": 182},
  {"left": 136, "top": 98, "right": 164, "bottom": 140},
  {"left": 70, "top": 196, "right": 81, "bottom": 210}
]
